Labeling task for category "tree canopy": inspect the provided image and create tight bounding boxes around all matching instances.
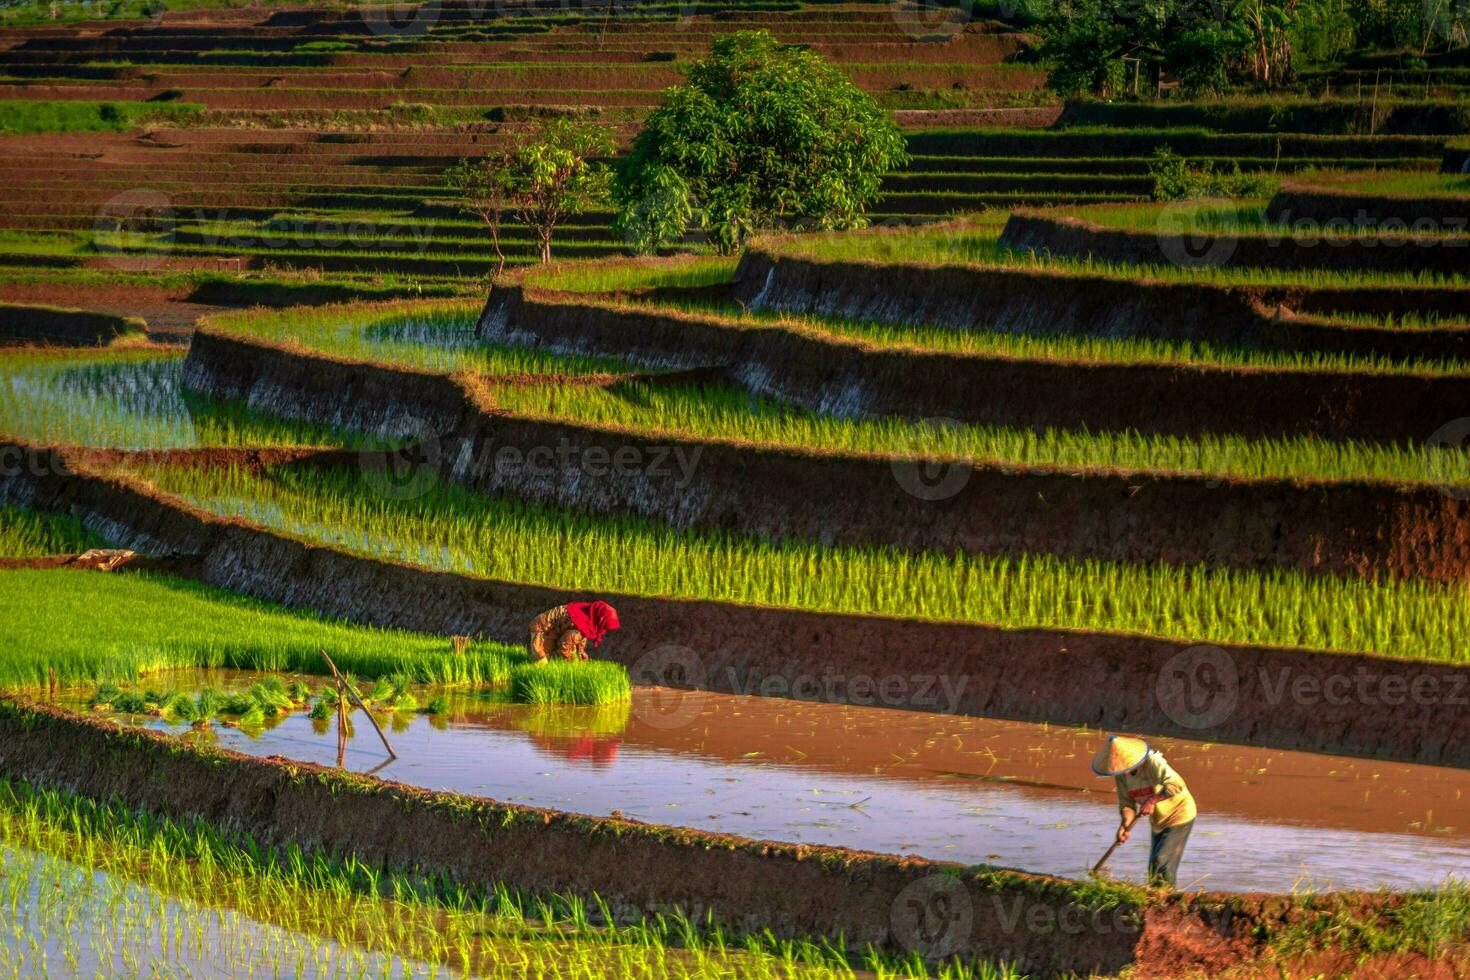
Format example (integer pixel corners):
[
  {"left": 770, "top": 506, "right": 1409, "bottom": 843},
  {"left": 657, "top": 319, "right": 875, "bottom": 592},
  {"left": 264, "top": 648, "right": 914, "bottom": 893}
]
[{"left": 613, "top": 31, "right": 909, "bottom": 254}]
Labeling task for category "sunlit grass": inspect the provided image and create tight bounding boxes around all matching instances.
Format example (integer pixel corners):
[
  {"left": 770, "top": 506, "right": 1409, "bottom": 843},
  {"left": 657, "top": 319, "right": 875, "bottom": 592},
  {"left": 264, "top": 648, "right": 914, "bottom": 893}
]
[
  {"left": 132, "top": 460, "right": 1470, "bottom": 663},
  {"left": 0, "top": 347, "right": 350, "bottom": 449}
]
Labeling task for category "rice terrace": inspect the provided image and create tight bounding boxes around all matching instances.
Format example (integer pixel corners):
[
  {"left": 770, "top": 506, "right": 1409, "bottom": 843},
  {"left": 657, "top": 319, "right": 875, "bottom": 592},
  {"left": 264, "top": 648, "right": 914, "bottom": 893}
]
[{"left": 2, "top": 0, "right": 1470, "bottom": 974}]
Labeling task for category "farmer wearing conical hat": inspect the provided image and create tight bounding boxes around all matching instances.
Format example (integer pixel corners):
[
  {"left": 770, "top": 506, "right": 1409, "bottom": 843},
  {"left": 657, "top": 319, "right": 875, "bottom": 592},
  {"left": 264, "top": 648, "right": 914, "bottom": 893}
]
[
  {"left": 528, "top": 601, "right": 621, "bottom": 662},
  {"left": 1093, "top": 735, "right": 1197, "bottom": 888}
]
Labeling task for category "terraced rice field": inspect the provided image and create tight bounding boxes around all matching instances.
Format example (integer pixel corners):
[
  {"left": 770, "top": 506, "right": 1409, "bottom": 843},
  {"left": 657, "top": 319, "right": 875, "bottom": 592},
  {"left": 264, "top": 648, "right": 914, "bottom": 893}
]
[{"left": 3, "top": 0, "right": 1470, "bottom": 974}]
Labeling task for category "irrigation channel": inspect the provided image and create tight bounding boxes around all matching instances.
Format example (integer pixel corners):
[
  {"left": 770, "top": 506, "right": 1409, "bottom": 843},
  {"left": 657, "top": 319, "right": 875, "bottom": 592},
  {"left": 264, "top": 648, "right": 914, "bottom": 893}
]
[{"left": 74, "top": 670, "right": 1470, "bottom": 895}]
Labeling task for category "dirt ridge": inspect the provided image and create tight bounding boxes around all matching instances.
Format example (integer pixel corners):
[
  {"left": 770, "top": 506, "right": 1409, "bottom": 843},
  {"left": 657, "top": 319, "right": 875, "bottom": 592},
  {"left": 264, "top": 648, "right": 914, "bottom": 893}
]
[
  {"left": 998, "top": 209, "right": 1470, "bottom": 277},
  {"left": 7, "top": 439, "right": 1470, "bottom": 768},
  {"left": 486, "top": 281, "right": 1470, "bottom": 444},
  {"left": 731, "top": 246, "right": 1470, "bottom": 359},
  {"left": 182, "top": 328, "right": 1470, "bottom": 583},
  {"left": 17, "top": 695, "right": 1428, "bottom": 979}
]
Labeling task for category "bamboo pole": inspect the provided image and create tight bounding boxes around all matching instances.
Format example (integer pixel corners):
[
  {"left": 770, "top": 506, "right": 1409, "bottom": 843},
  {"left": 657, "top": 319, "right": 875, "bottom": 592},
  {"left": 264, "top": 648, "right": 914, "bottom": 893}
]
[{"left": 321, "top": 650, "right": 397, "bottom": 760}]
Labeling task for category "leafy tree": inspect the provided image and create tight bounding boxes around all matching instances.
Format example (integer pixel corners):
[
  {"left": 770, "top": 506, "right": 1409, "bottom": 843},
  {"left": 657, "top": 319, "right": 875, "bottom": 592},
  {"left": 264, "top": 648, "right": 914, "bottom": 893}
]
[
  {"left": 446, "top": 117, "right": 614, "bottom": 270},
  {"left": 444, "top": 154, "right": 513, "bottom": 281},
  {"left": 614, "top": 31, "right": 909, "bottom": 254}
]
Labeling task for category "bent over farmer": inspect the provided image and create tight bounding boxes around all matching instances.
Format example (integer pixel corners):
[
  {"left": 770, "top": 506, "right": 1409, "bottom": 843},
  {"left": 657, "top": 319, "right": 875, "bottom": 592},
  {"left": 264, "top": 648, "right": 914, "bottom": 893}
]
[
  {"left": 1092, "top": 735, "right": 1197, "bottom": 888},
  {"left": 528, "top": 601, "right": 620, "bottom": 662}
]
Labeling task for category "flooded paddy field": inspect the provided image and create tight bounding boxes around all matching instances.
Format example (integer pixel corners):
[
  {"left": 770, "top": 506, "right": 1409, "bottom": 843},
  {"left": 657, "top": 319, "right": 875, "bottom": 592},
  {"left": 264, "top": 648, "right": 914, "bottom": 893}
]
[{"left": 81, "top": 670, "right": 1470, "bottom": 895}]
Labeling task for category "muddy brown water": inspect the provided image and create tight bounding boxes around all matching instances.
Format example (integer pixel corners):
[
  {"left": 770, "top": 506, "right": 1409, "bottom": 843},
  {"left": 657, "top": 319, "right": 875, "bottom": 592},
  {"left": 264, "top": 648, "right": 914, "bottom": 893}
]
[{"left": 83, "top": 672, "right": 1470, "bottom": 894}]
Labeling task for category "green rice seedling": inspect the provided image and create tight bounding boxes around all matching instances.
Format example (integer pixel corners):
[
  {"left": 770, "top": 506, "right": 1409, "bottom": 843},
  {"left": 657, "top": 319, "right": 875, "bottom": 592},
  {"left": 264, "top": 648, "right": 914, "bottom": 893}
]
[
  {"left": 136, "top": 460, "right": 1470, "bottom": 664},
  {"left": 159, "top": 693, "right": 200, "bottom": 725},
  {"left": 88, "top": 683, "right": 119, "bottom": 710},
  {"left": 644, "top": 296, "right": 1470, "bottom": 376},
  {"left": 488, "top": 376, "right": 1470, "bottom": 487},
  {"left": 0, "top": 775, "right": 1024, "bottom": 979},
  {"left": 509, "top": 661, "right": 632, "bottom": 706},
  {"left": 422, "top": 694, "right": 451, "bottom": 716},
  {"left": 287, "top": 681, "right": 312, "bottom": 705},
  {"left": 110, "top": 691, "right": 148, "bottom": 715},
  {"left": 246, "top": 682, "right": 296, "bottom": 718},
  {"left": 0, "top": 569, "right": 524, "bottom": 689},
  {"left": 202, "top": 301, "right": 626, "bottom": 378},
  {"left": 362, "top": 678, "right": 396, "bottom": 705},
  {"left": 0, "top": 347, "right": 355, "bottom": 451},
  {"left": 391, "top": 691, "right": 420, "bottom": 712},
  {"left": 194, "top": 687, "right": 226, "bottom": 719},
  {"left": 0, "top": 505, "right": 105, "bottom": 558}
]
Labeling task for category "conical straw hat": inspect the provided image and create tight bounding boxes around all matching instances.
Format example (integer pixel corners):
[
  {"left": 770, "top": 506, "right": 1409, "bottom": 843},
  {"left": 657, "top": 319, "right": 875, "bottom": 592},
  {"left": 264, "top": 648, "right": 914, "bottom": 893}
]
[{"left": 1092, "top": 735, "right": 1150, "bottom": 776}]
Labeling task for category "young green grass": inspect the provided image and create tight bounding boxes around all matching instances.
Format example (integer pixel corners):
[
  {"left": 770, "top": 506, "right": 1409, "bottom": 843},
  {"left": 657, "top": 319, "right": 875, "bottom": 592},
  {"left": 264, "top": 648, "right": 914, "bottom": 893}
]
[
  {"left": 0, "top": 568, "right": 629, "bottom": 705},
  {"left": 511, "top": 660, "right": 631, "bottom": 706},
  {"left": 203, "top": 301, "right": 630, "bottom": 377},
  {"left": 0, "top": 568, "right": 513, "bottom": 689},
  {"left": 0, "top": 777, "right": 1008, "bottom": 979},
  {"left": 642, "top": 295, "right": 1470, "bottom": 375},
  {"left": 486, "top": 376, "right": 1470, "bottom": 488},
  {"left": 0, "top": 347, "right": 353, "bottom": 449},
  {"left": 762, "top": 220, "right": 1470, "bottom": 291},
  {"left": 133, "top": 460, "right": 1470, "bottom": 664},
  {"left": 0, "top": 505, "right": 105, "bottom": 557}
]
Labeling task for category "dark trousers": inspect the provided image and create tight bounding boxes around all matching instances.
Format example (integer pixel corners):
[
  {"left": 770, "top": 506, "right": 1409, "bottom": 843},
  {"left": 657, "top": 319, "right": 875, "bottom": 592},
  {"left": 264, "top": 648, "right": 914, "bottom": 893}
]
[{"left": 1148, "top": 820, "right": 1194, "bottom": 888}]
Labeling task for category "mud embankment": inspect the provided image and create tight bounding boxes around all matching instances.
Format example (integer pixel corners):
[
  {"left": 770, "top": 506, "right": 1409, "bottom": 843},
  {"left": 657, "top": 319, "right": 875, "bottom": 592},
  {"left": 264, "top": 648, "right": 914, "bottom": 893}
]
[
  {"left": 183, "top": 329, "right": 1470, "bottom": 583},
  {"left": 731, "top": 247, "right": 1470, "bottom": 361},
  {"left": 0, "top": 302, "right": 146, "bottom": 346},
  {"left": 998, "top": 210, "right": 1470, "bottom": 278},
  {"left": 8, "top": 440, "right": 1470, "bottom": 770},
  {"left": 484, "top": 284, "right": 1470, "bottom": 446},
  {"left": 8, "top": 698, "right": 1448, "bottom": 980},
  {"left": 1266, "top": 185, "right": 1470, "bottom": 229}
]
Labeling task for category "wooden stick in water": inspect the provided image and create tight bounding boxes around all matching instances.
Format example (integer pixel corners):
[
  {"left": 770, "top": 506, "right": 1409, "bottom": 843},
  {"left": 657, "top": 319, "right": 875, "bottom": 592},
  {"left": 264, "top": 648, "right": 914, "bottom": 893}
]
[{"left": 321, "top": 649, "right": 397, "bottom": 761}]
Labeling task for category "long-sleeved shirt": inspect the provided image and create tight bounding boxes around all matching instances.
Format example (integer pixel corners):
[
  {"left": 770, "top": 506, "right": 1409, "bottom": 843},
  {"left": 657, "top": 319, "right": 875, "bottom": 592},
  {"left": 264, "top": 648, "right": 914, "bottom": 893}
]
[{"left": 1115, "top": 751, "right": 1197, "bottom": 831}]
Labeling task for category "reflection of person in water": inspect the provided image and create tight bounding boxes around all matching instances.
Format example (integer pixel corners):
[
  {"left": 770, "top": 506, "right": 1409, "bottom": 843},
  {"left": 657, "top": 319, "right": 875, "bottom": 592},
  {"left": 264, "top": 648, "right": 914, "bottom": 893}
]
[
  {"left": 528, "top": 601, "right": 621, "bottom": 662},
  {"left": 528, "top": 733, "right": 621, "bottom": 767}
]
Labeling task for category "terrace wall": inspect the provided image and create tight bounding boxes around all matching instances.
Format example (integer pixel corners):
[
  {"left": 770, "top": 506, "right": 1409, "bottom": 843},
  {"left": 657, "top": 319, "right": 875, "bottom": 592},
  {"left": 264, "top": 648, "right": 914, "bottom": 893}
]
[
  {"left": 2, "top": 696, "right": 1392, "bottom": 980},
  {"left": 183, "top": 328, "right": 1470, "bottom": 583},
  {"left": 0, "top": 303, "right": 145, "bottom": 346},
  {"left": 1265, "top": 185, "right": 1470, "bottom": 229},
  {"left": 997, "top": 210, "right": 1470, "bottom": 277},
  {"left": 730, "top": 247, "right": 1470, "bottom": 361},
  {"left": 6, "top": 441, "right": 1470, "bottom": 771}
]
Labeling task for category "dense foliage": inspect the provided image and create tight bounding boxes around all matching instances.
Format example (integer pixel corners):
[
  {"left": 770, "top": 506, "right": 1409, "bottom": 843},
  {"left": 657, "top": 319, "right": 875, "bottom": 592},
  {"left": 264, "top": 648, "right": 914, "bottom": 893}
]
[
  {"left": 614, "top": 31, "right": 909, "bottom": 254},
  {"left": 1036, "top": 0, "right": 1470, "bottom": 97}
]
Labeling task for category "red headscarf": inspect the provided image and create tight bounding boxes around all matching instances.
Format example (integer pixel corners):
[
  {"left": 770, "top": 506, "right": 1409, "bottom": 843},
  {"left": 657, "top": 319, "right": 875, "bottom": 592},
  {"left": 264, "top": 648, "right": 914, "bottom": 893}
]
[{"left": 566, "top": 601, "right": 620, "bottom": 646}]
